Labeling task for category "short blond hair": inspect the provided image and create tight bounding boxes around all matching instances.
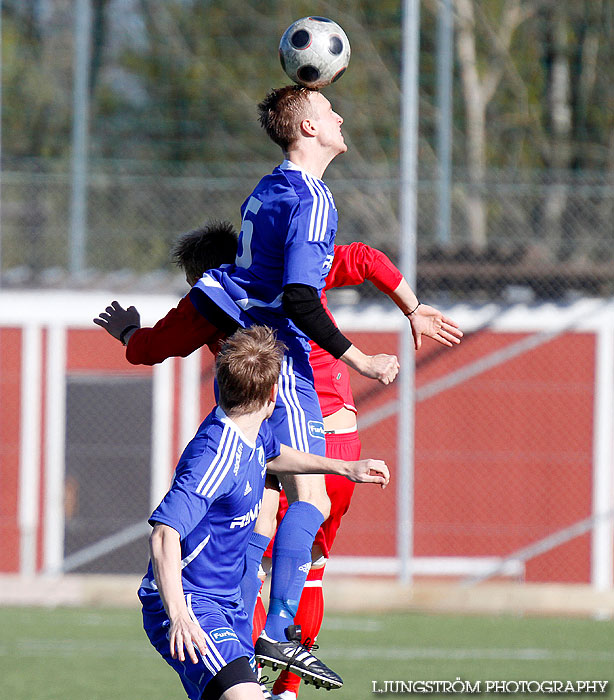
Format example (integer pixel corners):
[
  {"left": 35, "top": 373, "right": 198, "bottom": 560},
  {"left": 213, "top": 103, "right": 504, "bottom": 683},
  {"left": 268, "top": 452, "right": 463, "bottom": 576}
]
[
  {"left": 216, "top": 326, "right": 284, "bottom": 414},
  {"left": 258, "top": 85, "right": 317, "bottom": 151}
]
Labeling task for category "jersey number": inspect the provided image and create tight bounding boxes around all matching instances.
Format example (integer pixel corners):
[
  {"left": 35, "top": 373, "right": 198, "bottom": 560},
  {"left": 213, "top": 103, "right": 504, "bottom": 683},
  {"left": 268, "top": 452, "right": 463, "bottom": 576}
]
[{"left": 235, "top": 196, "right": 263, "bottom": 269}]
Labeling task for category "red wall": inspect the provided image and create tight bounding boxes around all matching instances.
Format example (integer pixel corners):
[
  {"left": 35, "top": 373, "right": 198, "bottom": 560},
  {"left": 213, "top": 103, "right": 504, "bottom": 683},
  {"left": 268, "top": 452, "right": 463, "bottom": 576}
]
[
  {"left": 333, "top": 330, "right": 595, "bottom": 583},
  {"left": 0, "top": 329, "right": 22, "bottom": 570},
  {"left": 0, "top": 326, "right": 597, "bottom": 582}
]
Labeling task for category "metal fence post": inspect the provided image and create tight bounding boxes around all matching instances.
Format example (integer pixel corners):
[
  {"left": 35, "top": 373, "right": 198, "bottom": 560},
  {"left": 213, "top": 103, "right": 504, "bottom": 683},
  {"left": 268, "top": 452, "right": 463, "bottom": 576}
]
[
  {"left": 398, "top": 0, "right": 420, "bottom": 585},
  {"left": 70, "top": 0, "right": 92, "bottom": 276}
]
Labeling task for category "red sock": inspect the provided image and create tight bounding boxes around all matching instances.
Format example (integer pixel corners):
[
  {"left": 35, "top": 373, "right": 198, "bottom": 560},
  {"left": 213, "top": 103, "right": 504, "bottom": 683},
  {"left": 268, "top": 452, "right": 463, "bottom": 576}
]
[
  {"left": 252, "top": 591, "right": 267, "bottom": 645},
  {"left": 272, "top": 566, "right": 325, "bottom": 697}
]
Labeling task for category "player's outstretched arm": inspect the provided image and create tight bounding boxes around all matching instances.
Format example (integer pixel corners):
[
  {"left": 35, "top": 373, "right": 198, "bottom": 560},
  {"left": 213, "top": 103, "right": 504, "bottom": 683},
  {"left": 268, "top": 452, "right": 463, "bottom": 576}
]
[
  {"left": 408, "top": 302, "right": 463, "bottom": 350},
  {"left": 267, "top": 444, "right": 390, "bottom": 489},
  {"left": 389, "top": 279, "right": 463, "bottom": 351},
  {"left": 327, "top": 244, "right": 462, "bottom": 352},
  {"left": 149, "top": 523, "right": 207, "bottom": 664},
  {"left": 93, "top": 300, "right": 140, "bottom": 345},
  {"left": 339, "top": 344, "right": 400, "bottom": 386},
  {"left": 95, "top": 296, "right": 221, "bottom": 365}
]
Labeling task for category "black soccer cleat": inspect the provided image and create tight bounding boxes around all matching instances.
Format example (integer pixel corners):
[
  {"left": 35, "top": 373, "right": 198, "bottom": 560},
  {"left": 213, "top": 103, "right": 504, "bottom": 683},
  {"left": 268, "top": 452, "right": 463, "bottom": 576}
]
[{"left": 255, "top": 625, "right": 343, "bottom": 691}]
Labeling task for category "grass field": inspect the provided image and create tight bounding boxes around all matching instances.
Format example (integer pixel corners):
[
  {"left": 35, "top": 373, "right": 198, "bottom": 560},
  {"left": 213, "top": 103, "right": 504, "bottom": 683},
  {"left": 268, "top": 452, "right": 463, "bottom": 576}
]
[{"left": 1, "top": 606, "right": 613, "bottom": 699}]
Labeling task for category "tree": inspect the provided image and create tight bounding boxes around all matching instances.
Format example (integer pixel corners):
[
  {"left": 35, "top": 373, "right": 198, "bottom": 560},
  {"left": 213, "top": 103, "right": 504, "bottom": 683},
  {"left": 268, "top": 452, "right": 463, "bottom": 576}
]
[{"left": 454, "top": 0, "right": 534, "bottom": 249}]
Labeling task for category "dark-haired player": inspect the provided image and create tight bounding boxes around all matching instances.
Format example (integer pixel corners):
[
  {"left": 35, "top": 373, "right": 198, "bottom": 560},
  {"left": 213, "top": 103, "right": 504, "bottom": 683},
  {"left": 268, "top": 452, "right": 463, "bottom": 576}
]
[{"left": 96, "top": 216, "right": 461, "bottom": 695}]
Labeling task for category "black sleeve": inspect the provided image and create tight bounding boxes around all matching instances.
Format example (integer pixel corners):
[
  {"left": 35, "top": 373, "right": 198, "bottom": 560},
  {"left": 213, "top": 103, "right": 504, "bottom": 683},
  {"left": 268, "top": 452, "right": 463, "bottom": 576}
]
[{"left": 282, "top": 283, "right": 352, "bottom": 359}]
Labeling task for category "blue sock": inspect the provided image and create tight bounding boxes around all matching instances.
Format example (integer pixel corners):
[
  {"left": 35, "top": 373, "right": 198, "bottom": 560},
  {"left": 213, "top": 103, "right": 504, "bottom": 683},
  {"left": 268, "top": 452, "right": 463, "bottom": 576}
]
[
  {"left": 264, "top": 501, "right": 324, "bottom": 641},
  {"left": 240, "top": 531, "right": 270, "bottom": 621}
]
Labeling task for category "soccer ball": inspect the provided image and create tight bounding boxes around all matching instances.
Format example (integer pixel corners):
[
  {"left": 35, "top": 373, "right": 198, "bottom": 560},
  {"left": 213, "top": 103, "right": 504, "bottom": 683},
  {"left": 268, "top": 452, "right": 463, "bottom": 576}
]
[{"left": 279, "top": 16, "right": 351, "bottom": 89}]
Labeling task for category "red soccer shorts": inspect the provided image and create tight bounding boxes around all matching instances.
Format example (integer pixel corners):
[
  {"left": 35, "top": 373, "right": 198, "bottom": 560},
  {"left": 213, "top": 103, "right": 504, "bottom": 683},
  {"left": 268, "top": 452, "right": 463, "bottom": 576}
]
[{"left": 265, "top": 429, "right": 361, "bottom": 559}]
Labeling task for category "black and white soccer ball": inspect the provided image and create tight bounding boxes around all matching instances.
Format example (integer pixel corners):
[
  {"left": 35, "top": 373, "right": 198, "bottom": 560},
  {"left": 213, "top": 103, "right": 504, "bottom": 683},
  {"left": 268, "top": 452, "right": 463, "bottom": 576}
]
[{"left": 279, "top": 16, "right": 351, "bottom": 89}]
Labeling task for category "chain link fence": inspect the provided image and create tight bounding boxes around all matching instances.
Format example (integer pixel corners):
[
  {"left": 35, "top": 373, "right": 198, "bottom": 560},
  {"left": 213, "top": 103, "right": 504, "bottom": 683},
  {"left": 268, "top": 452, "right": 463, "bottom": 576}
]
[{"left": 2, "top": 159, "right": 613, "bottom": 300}]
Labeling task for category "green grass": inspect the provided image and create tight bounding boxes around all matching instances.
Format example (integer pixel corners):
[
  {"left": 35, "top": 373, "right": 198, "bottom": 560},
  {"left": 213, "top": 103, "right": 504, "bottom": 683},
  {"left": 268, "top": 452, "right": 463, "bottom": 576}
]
[{"left": 1, "top": 606, "right": 613, "bottom": 699}]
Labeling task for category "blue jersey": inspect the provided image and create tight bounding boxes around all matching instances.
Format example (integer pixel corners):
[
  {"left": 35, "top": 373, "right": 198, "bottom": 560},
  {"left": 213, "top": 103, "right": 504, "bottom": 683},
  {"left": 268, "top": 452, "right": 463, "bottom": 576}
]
[
  {"left": 190, "top": 160, "right": 338, "bottom": 363},
  {"left": 138, "top": 407, "right": 280, "bottom": 602}
]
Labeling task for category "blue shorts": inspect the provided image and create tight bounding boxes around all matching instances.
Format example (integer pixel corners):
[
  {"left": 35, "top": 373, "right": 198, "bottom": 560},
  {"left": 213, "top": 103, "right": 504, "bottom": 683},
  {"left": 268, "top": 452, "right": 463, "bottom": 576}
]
[
  {"left": 270, "top": 353, "right": 325, "bottom": 457},
  {"left": 141, "top": 592, "right": 256, "bottom": 700}
]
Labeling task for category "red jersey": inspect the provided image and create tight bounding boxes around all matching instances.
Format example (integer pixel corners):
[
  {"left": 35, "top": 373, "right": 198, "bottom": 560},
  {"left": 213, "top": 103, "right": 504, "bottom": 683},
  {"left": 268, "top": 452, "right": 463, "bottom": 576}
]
[
  {"left": 126, "top": 295, "right": 226, "bottom": 366},
  {"left": 309, "top": 242, "right": 402, "bottom": 417},
  {"left": 126, "top": 243, "right": 402, "bottom": 416}
]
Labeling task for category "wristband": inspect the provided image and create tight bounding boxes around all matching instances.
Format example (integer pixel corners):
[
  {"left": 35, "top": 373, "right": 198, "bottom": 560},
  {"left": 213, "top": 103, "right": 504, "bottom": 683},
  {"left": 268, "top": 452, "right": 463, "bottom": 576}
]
[
  {"left": 119, "top": 324, "right": 139, "bottom": 345},
  {"left": 405, "top": 301, "right": 421, "bottom": 317}
]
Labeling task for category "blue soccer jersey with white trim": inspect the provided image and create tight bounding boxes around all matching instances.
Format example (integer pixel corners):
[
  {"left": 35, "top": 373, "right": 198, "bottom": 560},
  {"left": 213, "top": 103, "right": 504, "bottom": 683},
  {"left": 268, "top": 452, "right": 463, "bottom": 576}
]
[
  {"left": 234, "top": 160, "right": 337, "bottom": 293},
  {"left": 190, "top": 160, "right": 338, "bottom": 361},
  {"left": 138, "top": 407, "right": 280, "bottom": 602}
]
